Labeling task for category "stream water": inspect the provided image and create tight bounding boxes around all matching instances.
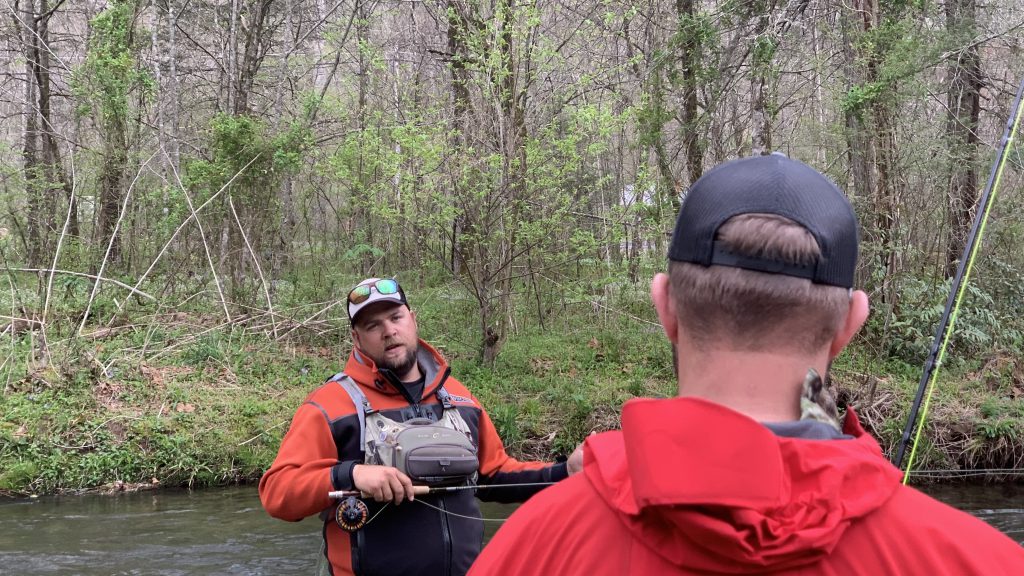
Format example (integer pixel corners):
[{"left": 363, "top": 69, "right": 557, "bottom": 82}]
[{"left": 1, "top": 484, "right": 1021, "bottom": 575}]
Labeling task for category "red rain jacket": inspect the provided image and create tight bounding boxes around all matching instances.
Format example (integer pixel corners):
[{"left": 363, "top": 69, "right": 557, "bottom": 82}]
[{"left": 471, "top": 397, "right": 1024, "bottom": 575}]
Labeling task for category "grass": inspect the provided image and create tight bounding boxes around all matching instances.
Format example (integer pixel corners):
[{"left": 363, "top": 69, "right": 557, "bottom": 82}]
[
  {"left": 2, "top": 272, "right": 1024, "bottom": 494},
  {"left": 0, "top": 327, "right": 336, "bottom": 493}
]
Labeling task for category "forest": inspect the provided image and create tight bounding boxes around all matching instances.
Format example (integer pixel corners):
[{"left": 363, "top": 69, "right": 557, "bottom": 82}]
[{"left": 1, "top": 0, "right": 1023, "bottom": 492}]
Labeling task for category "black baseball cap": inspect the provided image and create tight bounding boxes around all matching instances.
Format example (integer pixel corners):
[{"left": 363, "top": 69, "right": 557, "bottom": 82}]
[{"left": 668, "top": 154, "right": 858, "bottom": 288}]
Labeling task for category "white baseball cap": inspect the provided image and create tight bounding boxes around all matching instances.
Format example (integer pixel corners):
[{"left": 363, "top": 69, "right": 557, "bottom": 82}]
[{"left": 346, "top": 278, "right": 408, "bottom": 324}]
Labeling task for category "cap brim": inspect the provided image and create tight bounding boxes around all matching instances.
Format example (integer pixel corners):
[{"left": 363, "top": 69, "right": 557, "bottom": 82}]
[{"left": 348, "top": 293, "right": 406, "bottom": 323}]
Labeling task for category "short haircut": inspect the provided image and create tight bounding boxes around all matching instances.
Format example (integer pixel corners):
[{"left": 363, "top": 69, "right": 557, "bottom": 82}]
[{"left": 668, "top": 214, "right": 849, "bottom": 354}]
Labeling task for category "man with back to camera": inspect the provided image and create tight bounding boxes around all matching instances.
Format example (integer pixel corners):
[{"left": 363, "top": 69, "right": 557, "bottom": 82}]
[
  {"left": 260, "top": 277, "right": 583, "bottom": 576},
  {"left": 469, "top": 154, "right": 1024, "bottom": 575}
]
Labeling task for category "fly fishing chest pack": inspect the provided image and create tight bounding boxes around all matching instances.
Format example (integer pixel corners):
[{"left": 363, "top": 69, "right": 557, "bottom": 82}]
[{"left": 331, "top": 373, "right": 479, "bottom": 486}]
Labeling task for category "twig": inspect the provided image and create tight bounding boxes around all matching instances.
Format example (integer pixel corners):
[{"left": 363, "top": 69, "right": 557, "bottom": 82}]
[
  {"left": 171, "top": 157, "right": 232, "bottom": 324},
  {"left": 276, "top": 300, "right": 343, "bottom": 342},
  {"left": 4, "top": 272, "right": 15, "bottom": 393},
  {"left": 145, "top": 316, "right": 238, "bottom": 362},
  {"left": 8, "top": 269, "right": 154, "bottom": 300},
  {"left": 539, "top": 273, "right": 659, "bottom": 327},
  {"left": 78, "top": 153, "right": 156, "bottom": 336},
  {"left": 79, "top": 325, "right": 135, "bottom": 340},
  {"left": 40, "top": 172, "right": 78, "bottom": 366},
  {"left": 238, "top": 420, "right": 288, "bottom": 446},
  {"left": 114, "top": 145, "right": 263, "bottom": 320},
  {"left": 228, "top": 195, "right": 277, "bottom": 338},
  {"left": 0, "top": 314, "right": 44, "bottom": 324},
  {"left": 2, "top": 0, "right": 74, "bottom": 74}
]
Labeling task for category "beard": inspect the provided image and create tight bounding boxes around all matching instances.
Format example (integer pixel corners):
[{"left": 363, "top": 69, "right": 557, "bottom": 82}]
[{"left": 376, "top": 344, "right": 419, "bottom": 379}]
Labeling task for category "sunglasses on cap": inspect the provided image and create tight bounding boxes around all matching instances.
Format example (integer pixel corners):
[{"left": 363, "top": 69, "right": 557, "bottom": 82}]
[{"left": 347, "top": 278, "right": 401, "bottom": 305}]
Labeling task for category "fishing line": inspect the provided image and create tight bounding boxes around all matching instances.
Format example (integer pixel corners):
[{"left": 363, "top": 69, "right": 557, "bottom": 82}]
[
  {"left": 907, "top": 467, "right": 1024, "bottom": 479},
  {"left": 366, "top": 502, "right": 391, "bottom": 524},
  {"left": 412, "top": 499, "right": 510, "bottom": 522},
  {"left": 894, "top": 76, "right": 1024, "bottom": 481}
]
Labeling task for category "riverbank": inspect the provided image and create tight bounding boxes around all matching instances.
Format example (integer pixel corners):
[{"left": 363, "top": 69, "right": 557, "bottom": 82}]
[{"left": 2, "top": 281, "right": 1022, "bottom": 495}]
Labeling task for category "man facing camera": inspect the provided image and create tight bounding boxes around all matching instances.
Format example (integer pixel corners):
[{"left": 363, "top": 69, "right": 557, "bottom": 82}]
[{"left": 261, "top": 277, "right": 582, "bottom": 576}]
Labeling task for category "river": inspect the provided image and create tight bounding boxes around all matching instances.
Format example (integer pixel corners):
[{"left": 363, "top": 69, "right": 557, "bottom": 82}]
[{"left": 1, "top": 484, "right": 1021, "bottom": 575}]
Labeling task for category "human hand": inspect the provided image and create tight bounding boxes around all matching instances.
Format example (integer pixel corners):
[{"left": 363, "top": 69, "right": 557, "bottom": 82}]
[
  {"left": 567, "top": 434, "right": 592, "bottom": 475},
  {"left": 352, "top": 464, "right": 415, "bottom": 504}
]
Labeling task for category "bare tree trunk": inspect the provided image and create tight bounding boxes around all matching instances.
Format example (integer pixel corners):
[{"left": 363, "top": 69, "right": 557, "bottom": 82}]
[
  {"left": 155, "top": 0, "right": 182, "bottom": 179},
  {"left": 273, "top": 0, "right": 296, "bottom": 279},
  {"left": 22, "top": 0, "right": 78, "bottom": 256},
  {"left": 20, "top": 2, "right": 43, "bottom": 266},
  {"left": 648, "top": 72, "right": 678, "bottom": 212},
  {"left": 751, "top": 74, "right": 772, "bottom": 155},
  {"left": 391, "top": 55, "right": 409, "bottom": 269},
  {"left": 750, "top": 11, "right": 773, "bottom": 155},
  {"left": 354, "top": 0, "right": 373, "bottom": 273},
  {"left": 445, "top": 0, "right": 476, "bottom": 279},
  {"left": 226, "top": 0, "right": 238, "bottom": 113},
  {"left": 810, "top": 8, "right": 827, "bottom": 165},
  {"left": 944, "top": 0, "right": 981, "bottom": 277},
  {"left": 626, "top": 213, "right": 641, "bottom": 284},
  {"left": 676, "top": 0, "right": 704, "bottom": 191},
  {"left": 848, "top": 0, "right": 899, "bottom": 306},
  {"left": 96, "top": 122, "right": 127, "bottom": 264},
  {"left": 235, "top": 0, "right": 275, "bottom": 116},
  {"left": 37, "top": 0, "right": 77, "bottom": 240},
  {"left": 167, "top": 1, "right": 181, "bottom": 173}
]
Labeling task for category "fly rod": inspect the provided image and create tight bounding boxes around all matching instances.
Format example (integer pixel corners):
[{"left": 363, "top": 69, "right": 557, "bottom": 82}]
[
  {"left": 329, "top": 481, "right": 558, "bottom": 499},
  {"left": 894, "top": 76, "right": 1024, "bottom": 478}
]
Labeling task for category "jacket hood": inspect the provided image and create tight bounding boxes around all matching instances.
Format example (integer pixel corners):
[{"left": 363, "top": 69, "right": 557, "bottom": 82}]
[
  {"left": 584, "top": 397, "right": 903, "bottom": 572},
  {"left": 344, "top": 339, "right": 449, "bottom": 397}
]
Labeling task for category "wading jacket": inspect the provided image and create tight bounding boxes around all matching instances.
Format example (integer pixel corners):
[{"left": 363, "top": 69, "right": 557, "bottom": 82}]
[
  {"left": 470, "top": 397, "right": 1024, "bottom": 575},
  {"left": 259, "top": 339, "right": 567, "bottom": 576}
]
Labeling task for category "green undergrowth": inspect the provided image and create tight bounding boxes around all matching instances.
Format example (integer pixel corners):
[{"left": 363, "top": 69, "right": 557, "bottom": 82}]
[
  {"left": 827, "top": 344, "right": 1024, "bottom": 479},
  {"left": 3, "top": 278, "right": 1024, "bottom": 495},
  {"left": 0, "top": 326, "right": 337, "bottom": 494}
]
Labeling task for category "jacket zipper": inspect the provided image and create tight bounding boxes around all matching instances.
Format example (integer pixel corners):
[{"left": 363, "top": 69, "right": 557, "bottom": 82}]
[
  {"left": 437, "top": 366, "right": 455, "bottom": 576},
  {"left": 440, "top": 496, "right": 452, "bottom": 576},
  {"left": 352, "top": 526, "right": 364, "bottom": 574}
]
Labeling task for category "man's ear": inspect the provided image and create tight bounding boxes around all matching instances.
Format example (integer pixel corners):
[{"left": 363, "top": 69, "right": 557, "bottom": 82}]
[
  {"left": 651, "top": 273, "right": 679, "bottom": 344},
  {"left": 829, "top": 289, "right": 869, "bottom": 359},
  {"left": 351, "top": 328, "right": 362, "bottom": 350}
]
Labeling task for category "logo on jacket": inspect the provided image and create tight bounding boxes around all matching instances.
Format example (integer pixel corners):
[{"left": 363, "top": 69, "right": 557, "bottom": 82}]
[{"left": 447, "top": 394, "right": 474, "bottom": 405}]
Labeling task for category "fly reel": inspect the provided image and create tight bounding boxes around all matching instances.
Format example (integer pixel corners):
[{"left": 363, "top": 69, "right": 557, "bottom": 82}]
[{"left": 336, "top": 496, "right": 369, "bottom": 532}]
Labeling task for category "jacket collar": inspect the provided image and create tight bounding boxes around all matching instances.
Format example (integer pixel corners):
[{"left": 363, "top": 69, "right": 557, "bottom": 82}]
[
  {"left": 582, "top": 396, "right": 904, "bottom": 571},
  {"left": 617, "top": 397, "right": 895, "bottom": 510},
  {"left": 344, "top": 338, "right": 450, "bottom": 398}
]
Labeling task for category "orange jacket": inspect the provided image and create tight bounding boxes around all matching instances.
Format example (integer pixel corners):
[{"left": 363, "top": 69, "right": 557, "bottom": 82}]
[{"left": 260, "top": 340, "right": 567, "bottom": 576}]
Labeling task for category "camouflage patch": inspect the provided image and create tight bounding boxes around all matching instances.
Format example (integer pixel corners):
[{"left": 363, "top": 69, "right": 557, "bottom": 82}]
[{"left": 799, "top": 368, "right": 841, "bottom": 432}]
